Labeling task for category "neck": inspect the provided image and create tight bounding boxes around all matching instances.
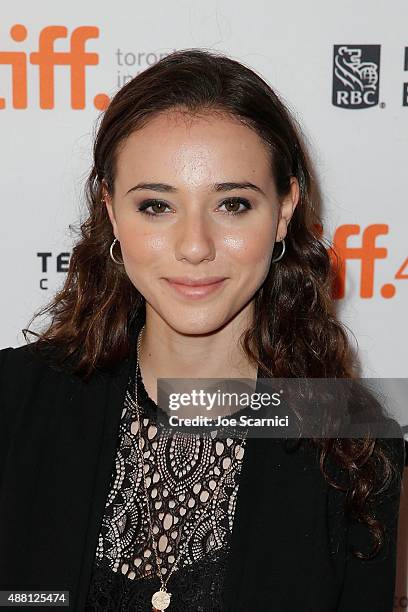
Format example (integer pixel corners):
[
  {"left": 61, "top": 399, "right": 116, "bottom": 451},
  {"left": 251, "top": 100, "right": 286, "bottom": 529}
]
[{"left": 137, "top": 306, "right": 258, "bottom": 404}]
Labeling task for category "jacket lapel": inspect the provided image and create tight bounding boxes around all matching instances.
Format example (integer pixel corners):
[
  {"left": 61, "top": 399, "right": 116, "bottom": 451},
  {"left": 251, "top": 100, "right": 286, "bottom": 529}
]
[{"left": 75, "top": 320, "right": 141, "bottom": 609}]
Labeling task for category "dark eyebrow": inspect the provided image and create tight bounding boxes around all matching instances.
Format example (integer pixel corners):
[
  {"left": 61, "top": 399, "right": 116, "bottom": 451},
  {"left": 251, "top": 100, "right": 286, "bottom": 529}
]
[{"left": 124, "top": 181, "right": 266, "bottom": 197}]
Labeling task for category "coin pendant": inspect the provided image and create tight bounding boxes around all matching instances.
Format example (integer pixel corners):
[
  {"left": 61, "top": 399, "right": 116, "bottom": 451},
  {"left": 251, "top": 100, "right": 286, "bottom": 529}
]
[{"left": 152, "top": 589, "right": 171, "bottom": 610}]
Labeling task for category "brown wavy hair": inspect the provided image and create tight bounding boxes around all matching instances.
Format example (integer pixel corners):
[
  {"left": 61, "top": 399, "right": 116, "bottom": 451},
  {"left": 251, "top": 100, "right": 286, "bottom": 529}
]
[{"left": 23, "top": 47, "right": 403, "bottom": 561}]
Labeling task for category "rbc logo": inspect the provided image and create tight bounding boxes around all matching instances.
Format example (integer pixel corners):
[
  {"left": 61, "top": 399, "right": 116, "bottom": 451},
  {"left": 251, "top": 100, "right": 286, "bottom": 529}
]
[{"left": 332, "top": 45, "right": 381, "bottom": 109}]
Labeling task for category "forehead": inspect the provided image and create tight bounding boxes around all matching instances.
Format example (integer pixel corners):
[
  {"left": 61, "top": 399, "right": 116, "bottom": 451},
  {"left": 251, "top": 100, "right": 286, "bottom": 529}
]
[{"left": 114, "top": 110, "right": 274, "bottom": 191}]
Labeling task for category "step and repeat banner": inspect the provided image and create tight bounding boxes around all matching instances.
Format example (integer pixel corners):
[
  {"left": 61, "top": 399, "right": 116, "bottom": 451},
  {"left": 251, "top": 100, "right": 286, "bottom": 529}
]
[{"left": 1, "top": 0, "right": 407, "bottom": 607}]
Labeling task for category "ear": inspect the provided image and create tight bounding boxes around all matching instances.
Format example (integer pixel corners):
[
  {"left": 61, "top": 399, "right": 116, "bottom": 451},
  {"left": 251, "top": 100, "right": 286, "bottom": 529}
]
[
  {"left": 101, "top": 180, "right": 119, "bottom": 239},
  {"left": 276, "top": 177, "right": 300, "bottom": 241}
]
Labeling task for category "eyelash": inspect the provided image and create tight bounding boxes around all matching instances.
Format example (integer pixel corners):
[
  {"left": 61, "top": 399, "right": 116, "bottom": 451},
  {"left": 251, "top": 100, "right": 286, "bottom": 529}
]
[{"left": 136, "top": 197, "right": 252, "bottom": 218}]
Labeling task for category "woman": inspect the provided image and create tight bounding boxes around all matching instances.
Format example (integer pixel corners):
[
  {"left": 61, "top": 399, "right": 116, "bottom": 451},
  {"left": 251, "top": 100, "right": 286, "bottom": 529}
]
[{"left": 0, "top": 48, "right": 405, "bottom": 612}]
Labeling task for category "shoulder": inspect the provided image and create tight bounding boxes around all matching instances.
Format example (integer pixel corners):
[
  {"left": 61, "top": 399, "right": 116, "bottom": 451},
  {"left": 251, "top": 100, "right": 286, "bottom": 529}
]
[
  {"left": 1, "top": 343, "right": 40, "bottom": 368},
  {"left": 0, "top": 342, "right": 92, "bottom": 444},
  {"left": 0, "top": 344, "right": 51, "bottom": 442},
  {"left": 0, "top": 344, "right": 38, "bottom": 383},
  {"left": 0, "top": 342, "right": 59, "bottom": 379},
  {"left": 0, "top": 342, "right": 81, "bottom": 407}
]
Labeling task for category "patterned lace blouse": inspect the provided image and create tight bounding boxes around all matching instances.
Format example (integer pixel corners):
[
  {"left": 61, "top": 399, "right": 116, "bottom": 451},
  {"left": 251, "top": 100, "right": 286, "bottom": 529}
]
[{"left": 85, "top": 360, "right": 248, "bottom": 611}]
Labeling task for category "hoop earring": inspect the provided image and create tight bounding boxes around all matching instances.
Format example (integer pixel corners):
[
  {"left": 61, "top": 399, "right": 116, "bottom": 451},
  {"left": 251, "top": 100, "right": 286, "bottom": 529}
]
[
  {"left": 109, "top": 238, "right": 124, "bottom": 265},
  {"left": 271, "top": 238, "right": 285, "bottom": 263}
]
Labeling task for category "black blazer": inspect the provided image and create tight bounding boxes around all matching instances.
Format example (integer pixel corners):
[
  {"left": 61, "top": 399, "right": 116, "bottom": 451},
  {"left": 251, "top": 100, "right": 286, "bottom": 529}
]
[{"left": 0, "top": 325, "right": 405, "bottom": 612}]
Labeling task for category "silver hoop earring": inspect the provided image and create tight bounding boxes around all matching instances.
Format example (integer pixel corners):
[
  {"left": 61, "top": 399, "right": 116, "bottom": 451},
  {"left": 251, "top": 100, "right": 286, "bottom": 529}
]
[
  {"left": 109, "top": 238, "right": 124, "bottom": 265},
  {"left": 271, "top": 238, "right": 285, "bottom": 263}
]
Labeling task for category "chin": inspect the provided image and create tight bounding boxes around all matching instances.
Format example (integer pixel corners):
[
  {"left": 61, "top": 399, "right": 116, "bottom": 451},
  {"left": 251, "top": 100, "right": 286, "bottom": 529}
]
[{"left": 160, "top": 312, "right": 232, "bottom": 337}]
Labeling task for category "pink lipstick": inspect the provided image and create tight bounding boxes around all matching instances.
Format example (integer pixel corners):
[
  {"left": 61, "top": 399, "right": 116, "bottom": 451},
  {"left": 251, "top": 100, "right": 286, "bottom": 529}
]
[{"left": 164, "top": 277, "right": 227, "bottom": 299}]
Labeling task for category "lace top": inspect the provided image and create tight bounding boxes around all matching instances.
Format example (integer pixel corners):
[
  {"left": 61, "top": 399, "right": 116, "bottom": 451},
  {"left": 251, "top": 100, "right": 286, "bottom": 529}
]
[{"left": 85, "top": 360, "right": 248, "bottom": 611}]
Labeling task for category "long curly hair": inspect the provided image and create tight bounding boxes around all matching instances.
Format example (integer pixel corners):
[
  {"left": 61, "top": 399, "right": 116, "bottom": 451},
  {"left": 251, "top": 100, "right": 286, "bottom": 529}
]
[{"left": 23, "top": 47, "right": 402, "bottom": 561}]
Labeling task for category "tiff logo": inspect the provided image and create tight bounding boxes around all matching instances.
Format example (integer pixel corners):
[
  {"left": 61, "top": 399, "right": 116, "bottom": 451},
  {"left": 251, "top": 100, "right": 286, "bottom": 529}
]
[
  {"left": 332, "top": 45, "right": 381, "bottom": 109},
  {"left": 313, "top": 223, "right": 408, "bottom": 299},
  {"left": 332, "top": 225, "right": 388, "bottom": 297},
  {"left": 0, "top": 24, "right": 109, "bottom": 110}
]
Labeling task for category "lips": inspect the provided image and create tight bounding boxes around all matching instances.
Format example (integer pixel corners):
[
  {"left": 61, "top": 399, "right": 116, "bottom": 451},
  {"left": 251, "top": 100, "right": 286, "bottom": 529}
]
[
  {"left": 164, "top": 277, "right": 227, "bottom": 299},
  {"left": 164, "top": 277, "right": 227, "bottom": 287}
]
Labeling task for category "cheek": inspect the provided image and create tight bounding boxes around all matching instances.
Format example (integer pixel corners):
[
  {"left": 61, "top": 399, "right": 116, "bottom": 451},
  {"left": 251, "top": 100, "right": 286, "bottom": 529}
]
[
  {"left": 119, "top": 228, "right": 170, "bottom": 264},
  {"left": 222, "top": 224, "right": 274, "bottom": 266}
]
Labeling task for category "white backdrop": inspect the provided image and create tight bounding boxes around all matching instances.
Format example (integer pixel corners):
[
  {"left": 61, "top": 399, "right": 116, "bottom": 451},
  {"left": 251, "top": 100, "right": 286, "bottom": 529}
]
[{"left": 1, "top": 1, "right": 407, "bottom": 607}]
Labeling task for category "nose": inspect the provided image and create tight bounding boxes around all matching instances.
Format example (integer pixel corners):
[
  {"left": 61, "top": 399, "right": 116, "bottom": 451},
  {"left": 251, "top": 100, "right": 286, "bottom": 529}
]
[{"left": 174, "top": 209, "right": 216, "bottom": 263}]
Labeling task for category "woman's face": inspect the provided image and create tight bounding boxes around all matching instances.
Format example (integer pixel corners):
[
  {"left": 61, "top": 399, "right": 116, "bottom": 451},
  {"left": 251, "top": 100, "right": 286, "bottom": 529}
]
[{"left": 104, "top": 110, "right": 299, "bottom": 335}]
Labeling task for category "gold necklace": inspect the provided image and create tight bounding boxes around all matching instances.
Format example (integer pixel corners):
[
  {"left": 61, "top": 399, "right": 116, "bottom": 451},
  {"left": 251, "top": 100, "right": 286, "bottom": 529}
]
[{"left": 132, "top": 324, "right": 248, "bottom": 612}]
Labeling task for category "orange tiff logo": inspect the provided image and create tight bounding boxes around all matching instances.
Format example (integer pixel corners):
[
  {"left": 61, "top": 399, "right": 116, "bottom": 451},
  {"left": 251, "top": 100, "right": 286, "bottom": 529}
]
[
  {"left": 314, "top": 223, "right": 408, "bottom": 299},
  {"left": 0, "top": 24, "right": 110, "bottom": 110}
]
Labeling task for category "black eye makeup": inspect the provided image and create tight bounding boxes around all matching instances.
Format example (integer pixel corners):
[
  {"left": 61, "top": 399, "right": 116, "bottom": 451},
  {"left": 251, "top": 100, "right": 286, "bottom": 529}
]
[{"left": 135, "top": 197, "right": 253, "bottom": 219}]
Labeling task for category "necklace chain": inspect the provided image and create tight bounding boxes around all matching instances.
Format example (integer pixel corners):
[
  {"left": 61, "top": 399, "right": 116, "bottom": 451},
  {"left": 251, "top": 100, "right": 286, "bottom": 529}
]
[{"left": 132, "top": 324, "right": 248, "bottom": 611}]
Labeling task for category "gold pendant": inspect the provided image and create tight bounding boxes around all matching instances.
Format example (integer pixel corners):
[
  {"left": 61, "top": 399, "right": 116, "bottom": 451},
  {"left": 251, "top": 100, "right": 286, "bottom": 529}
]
[{"left": 151, "top": 589, "right": 171, "bottom": 611}]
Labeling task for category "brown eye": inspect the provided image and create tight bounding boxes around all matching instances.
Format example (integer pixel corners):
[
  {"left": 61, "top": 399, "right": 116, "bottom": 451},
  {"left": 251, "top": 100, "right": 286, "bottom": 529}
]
[
  {"left": 149, "top": 202, "right": 167, "bottom": 214},
  {"left": 137, "top": 200, "right": 171, "bottom": 217},
  {"left": 219, "top": 198, "right": 252, "bottom": 215}
]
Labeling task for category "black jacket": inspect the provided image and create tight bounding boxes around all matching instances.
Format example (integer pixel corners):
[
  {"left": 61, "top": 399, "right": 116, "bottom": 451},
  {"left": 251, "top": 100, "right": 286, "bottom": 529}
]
[{"left": 0, "top": 325, "right": 405, "bottom": 611}]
